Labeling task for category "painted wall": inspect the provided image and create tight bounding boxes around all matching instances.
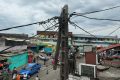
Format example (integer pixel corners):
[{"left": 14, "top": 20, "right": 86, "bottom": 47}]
[
  {"left": 85, "top": 52, "right": 96, "bottom": 65},
  {"left": 8, "top": 52, "right": 28, "bottom": 70}
]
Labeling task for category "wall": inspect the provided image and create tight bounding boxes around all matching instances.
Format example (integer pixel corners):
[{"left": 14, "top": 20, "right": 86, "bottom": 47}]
[
  {"left": 85, "top": 52, "right": 96, "bottom": 65},
  {"left": 8, "top": 52, "right": 28, "bottom": 70}
]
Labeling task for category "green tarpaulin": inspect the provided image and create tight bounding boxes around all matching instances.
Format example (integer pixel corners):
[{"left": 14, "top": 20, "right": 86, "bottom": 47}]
[{"left": 8, "top": 52, "right": 28, "bottom": 70}]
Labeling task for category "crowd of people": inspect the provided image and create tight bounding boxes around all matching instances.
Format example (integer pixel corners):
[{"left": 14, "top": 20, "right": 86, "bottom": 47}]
[
  {"left": 0, "top": 61, "right": 11, "bottom": 80},
  {"left": 12, "top": 67, "right": 43, "bottom": 80},
  {"left": 0, "top": 62, "right": 36, "bottom": 80},
  {"left": 2, "top": 66, "right": 40, "bottom": 80},
  {"left": 0, "top": 51, "right": 56, "bottom": 80}
]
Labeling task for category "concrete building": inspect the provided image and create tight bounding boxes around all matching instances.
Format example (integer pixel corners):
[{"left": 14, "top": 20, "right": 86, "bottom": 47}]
[
  {"left": 0, "top": 33, "right": 28, "bottom": 39},
  {"left": 73, "top": 34, "right": 120, "bottom": 47},
  {"left": 36, "top": 31, "right": 72, "bottom": 45},
  {"left": 36, "top": 31, "right": 120, "bottom": 47},
  {"left": 35, "top": 31, "right": 120, "bottom": 53},
  {"left": 0, "top": 33, "right": 28, "bottom": 46}
]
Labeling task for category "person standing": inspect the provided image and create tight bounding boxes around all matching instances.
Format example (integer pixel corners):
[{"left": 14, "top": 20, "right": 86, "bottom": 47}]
[
  {"left": 35, "top": 75, "right": 39, "bottom": 80},
  {"left": 16, "top": 73, "right": 21, "bottom": 80},
  {"left": 12, "top": 67, "right": 17, "bottom": 80},
  {"left": 23, "top": 73, "right": 27, "bottom": 80}
]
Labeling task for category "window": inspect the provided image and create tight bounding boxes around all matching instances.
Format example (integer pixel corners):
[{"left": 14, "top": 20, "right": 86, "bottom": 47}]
[{"left": 74, "top": 37, "right": 78, "bottom": 40}]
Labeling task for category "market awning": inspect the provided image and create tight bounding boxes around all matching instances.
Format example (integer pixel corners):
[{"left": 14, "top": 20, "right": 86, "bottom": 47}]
[
  {"left": 6, "top": 38, "right": 24, "bottom": 41},
  {"left": 97, "top": 44, "right": 120, "bottom": 53}
]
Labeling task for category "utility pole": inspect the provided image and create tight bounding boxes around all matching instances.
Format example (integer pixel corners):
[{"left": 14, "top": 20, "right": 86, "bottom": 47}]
[
  {"left": 54, "top": 5, "right": 69, "bottom": 80},
  {"left": 53, "top": 17, "right": 62, "bottom": 70},
  {"left": 60, "top": 5, "right": 69, "bottom": 80}
]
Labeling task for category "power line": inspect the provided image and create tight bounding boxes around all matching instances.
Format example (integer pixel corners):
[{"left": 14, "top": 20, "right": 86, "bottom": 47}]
[
  {"left": 69, "top": 21, "right": 119, "bottom": 46},
  {"left": 88, "top": 26, "right": 119, "bottom": 33},
  {"left": 70, "top": 5, "right": 120, "bottom": 17},
  {"left": 69, "top": 21, "right": 97, "bottom": 38},
  {"left": 70, "top": 21, "right": 118, "bottom": 33},
  {"left": 88, "top": 27, "right": 112, "bottom": 32},
  {"left": 107, "top": 26, "right": 120, "bottom": 36},
  {"left": 0, "top": 23, "right": 58, "bottom": 53},
  {"left": 69, "top": 5, "right": 120, "bottom": 22},
  {"left": 70, "top": 20, "right": 120, "bottom": 40},
  {"left": 0, "top": 16, "right": 59, "bottom": 32},
  {"left": 80, "top": 15, "right": 120, "bottom": 22}
]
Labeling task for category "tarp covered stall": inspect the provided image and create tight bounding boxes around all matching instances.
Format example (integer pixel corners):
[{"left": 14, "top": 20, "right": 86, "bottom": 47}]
[
  {"left": 29, "top": 46, "right": 39, "bottom": 53},
  {"left": 7, "top": 52, "right": 28, "bottom": 70},
  {"left": 27, "top": 44, "right": 46, "bottom": 53},
  {"left": 44, "top": 47, "right": 52, "bottom": 55}
]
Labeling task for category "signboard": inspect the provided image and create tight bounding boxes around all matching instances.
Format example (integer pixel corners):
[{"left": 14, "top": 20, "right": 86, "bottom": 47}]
[
  {"left": 79, "top": 63, "right": 96, "bottom": 78},
  {"left": 83, "top": 45, "right": 92, "bottom": 52}
]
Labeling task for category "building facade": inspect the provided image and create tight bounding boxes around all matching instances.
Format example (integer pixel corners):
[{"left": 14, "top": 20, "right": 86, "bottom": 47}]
[
  {"left": 36, "top": 31, "right": 72, "bottom": 45},
  {"left": 35, "top": 31, "right": 120, "bottom": 52},
  {"left": 73, "top": 34, "right": 120, "bottom": 47},
  {"left": 0, "top": 33, "right": 28, "bottom": 46}
]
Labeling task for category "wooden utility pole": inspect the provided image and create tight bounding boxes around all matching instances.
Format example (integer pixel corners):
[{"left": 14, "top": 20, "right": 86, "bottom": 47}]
[
  {"left": 60, "top": 5, "right": 69, "bottom": 80},
  {"left": 54, "top": 5, "right": 69, "bottom": 80},
  {"left": 53, "top": 17, "right": 62, "bottom": 70}
]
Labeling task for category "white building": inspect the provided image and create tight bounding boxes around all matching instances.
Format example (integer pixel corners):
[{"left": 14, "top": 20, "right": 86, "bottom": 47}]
[{"left": 72, "top": 34, "right": 119, "bottom": 47}]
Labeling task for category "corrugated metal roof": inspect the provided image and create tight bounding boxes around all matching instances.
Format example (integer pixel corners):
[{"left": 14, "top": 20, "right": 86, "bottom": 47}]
[
  {"left": 6, "top": 38, "right": 24, "bottom": 41},
  {"left": 0, "top": 51, "right": 27, "bottom": 57},
  {"left": 97, "top": 44, "right": 120, "bottom": 53},
  {"left": 0, "top": 45, "right": 27, "bottom": 52},
  {"left": 0, "top": 33, "right": 28, "bottom": 39}
]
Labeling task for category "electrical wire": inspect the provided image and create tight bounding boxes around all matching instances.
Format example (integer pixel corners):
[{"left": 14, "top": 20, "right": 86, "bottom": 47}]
[
  {"left": 107, "top": 26, "right": 120, "bottom": 36},
  {"left": 86, "top": 26, "right": 120, "bottom": 35},
  {"left": 80, "top": 15, "right": 120, "bottom": 22},
  {"left": 40, "top": 24, "right": 46, "bottom": 29},
  {"left": 69, "top": 5, "right": 120, "bottom": 22},
  {"left": 0, "top": 23, "right": 58, "bottom": 53},
  {"left": 70, "top": 5, "right": 120, "bottom": 17},
  {"left": 69, "top": 21, "right": 120, "bottom": 46},
  {"left": 69, "top": 21, "right": 97, "bottom": 38},
  {"left": 69, "top": 21, "right": 118, "bottom": 33},
  {"left": 0, "top": 16, "right": 59, "bottom": 32},
  {"left": 88, "top": 26, "right": 115, "bottom": 33}
]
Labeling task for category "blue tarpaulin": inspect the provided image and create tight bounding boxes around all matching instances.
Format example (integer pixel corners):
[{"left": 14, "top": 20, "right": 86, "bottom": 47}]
[{"left": 44, "top": 48, "right": 52, "bottom": 54}]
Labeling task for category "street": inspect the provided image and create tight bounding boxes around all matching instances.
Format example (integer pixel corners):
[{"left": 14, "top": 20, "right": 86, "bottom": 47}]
[{"left": 29, "top": 55, "right": 60, "bottom": 80}]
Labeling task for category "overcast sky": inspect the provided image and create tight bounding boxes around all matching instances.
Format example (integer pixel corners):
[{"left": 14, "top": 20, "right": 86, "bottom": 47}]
[{"left": 0, "top": 0, "right": 120, "bottom": 37}]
